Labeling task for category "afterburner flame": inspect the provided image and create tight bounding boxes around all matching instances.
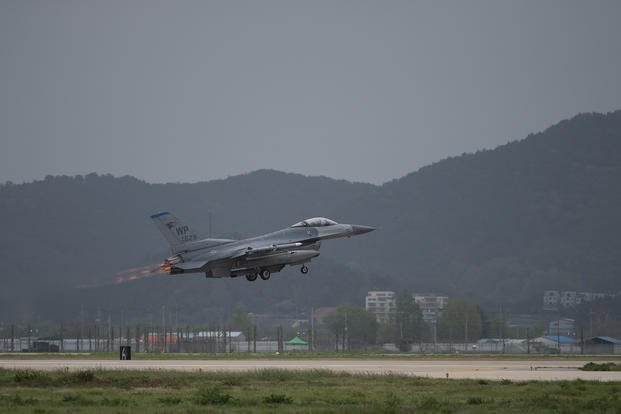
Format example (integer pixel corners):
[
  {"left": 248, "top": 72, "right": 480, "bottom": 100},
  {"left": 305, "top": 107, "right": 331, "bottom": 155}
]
[{"left": 114, "top": 263, "right": 166, "bottom": 284}]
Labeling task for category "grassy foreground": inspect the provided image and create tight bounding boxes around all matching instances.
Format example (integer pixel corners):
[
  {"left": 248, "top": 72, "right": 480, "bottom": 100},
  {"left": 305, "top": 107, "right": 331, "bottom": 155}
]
[{"left": 0, "top": 369, "right": 619, "bottom": 413}]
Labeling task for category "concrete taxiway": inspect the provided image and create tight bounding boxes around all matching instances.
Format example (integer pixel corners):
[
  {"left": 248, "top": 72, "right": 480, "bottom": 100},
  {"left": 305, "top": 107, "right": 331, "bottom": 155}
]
[{"left": 1, "top": 359, "right": 620, "bottom": 381}]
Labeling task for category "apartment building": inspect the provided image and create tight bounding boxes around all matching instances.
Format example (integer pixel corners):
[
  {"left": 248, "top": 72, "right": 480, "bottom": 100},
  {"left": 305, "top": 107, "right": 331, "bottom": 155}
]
[{"left": 365, "top": 291, "right": 396, "bottom": 323}]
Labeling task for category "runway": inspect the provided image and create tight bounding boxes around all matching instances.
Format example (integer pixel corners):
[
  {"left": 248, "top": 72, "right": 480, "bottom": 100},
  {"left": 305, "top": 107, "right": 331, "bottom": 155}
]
[{"left": 1, "top": 359, "right": 620, "bottom": 381}]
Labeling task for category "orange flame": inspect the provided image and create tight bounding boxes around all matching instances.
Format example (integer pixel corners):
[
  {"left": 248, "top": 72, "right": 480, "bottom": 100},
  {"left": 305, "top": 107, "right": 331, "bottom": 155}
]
[
  {"left": 113, "top": 264, "right": 166, "bottom": 284},
  {"left": 77, "top": 263, "right": 167, "bottom": 289}
]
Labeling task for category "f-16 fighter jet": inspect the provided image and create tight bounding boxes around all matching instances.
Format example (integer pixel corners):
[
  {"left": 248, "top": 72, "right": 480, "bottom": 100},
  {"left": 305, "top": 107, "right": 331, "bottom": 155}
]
[{"left": 151, "top": 212, "right": 375, "bottom": 282}]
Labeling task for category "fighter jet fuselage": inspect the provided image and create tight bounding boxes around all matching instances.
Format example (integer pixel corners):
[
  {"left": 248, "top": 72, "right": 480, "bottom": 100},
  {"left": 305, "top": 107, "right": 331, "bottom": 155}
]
[{"left": 151, "top": 213, "right": 375, "bottom": 282}]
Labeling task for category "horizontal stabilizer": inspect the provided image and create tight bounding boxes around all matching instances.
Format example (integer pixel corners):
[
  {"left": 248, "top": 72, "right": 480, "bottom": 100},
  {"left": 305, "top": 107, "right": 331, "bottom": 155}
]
[{"left": 173, "top": 261, "right": 208, "bottom": 271}]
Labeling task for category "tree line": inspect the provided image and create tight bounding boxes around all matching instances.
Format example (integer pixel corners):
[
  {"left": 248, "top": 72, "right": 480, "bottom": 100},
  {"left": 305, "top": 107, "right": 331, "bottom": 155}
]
[{"left": 318, "top": 292, "right": 490, "bottom": 350}]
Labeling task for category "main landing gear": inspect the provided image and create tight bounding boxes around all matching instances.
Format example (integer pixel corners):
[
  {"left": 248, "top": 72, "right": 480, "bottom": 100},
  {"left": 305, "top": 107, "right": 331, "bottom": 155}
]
[
  {"left": 260, "top": 269, "right": 271, "bottom": 280},
  {"left": 245, "top": 269, "right": 271, "bottom": 281},
  {"left": 246, "top": 266, "right": 304, "bottom": 282}
]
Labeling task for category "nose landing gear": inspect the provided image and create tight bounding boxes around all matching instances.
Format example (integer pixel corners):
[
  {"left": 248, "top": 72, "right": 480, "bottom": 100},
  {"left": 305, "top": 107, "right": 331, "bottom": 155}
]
[{"left": 300, "top": 265, "right": 309, "bottom": 274}]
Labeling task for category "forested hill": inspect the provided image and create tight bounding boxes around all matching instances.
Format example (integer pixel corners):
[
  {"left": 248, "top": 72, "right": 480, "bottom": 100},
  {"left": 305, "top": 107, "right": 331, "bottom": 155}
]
[
  {"left": 1, "top": 111, "right": 620, "bottom": 323},
  {"left": 358, "top": 111, "right": 621, "bottom": 307}
]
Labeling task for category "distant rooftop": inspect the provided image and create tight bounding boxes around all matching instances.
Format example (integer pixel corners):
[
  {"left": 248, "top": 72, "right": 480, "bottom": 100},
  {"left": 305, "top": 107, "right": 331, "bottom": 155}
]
[
  {"left": 542, "top": 335, "right": 577, "bottom": 344},
  {"left": 590, "top": 336, "right": 621, "bottom": 345}
]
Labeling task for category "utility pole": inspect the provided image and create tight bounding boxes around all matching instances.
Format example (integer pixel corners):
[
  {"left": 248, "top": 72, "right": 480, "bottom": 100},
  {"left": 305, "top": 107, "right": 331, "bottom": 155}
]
[
  {"left": 209, "top": 212, "right": 213, "bottom": 237},
  {"left": 135, "top": 325, "right": 140, "bottom": 353},
  {"left": 557, "top": 315, "right": 561, "bottom": 353},
  {"left": 344, "top": 311, "right": 349, "bottom": 352},
  {"left": 120, "top": 309, "right": 124, "bottom": 348},
  {"left": 310, "top": 307, "right": 315, "bottom": 351},
  {"left": 161, "top": 305, "right": 166, "bottom": 353},
  {"left": 253, "top": 325, "right": 257, "bottom": 353},
  {"left": 499, "top": 306, "right": 505, "bottom": 354},
  {"left": 465, "top": 314, "right": 469, "bottom": 343},
  {"left": 107, "top": 314, "right": 112, "bottom": 352},
  {"left": 277, "top": 326, "right": 283, "bottom": 353},
  {"left": 144, "top": 327, "right": 149, "bottom": 353},
  {"left": 526, "top": 327, "right": 530, "bottom": 354}
]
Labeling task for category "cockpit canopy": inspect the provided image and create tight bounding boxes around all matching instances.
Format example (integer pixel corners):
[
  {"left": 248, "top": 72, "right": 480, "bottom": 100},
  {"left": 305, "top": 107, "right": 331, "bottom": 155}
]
[{"left": 291, "top": 217, "right": 338, "bottom": 228}]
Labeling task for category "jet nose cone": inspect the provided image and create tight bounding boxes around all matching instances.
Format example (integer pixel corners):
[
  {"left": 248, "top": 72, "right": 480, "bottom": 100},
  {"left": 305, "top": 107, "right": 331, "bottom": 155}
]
[{"left": 351, "top": 225, "right": 376, "bottom": 235}]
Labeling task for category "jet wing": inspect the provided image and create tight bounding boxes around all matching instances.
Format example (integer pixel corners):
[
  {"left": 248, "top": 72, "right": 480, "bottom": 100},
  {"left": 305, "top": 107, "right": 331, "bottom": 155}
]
[
  {"left": 231, "top": 242, "right": 303, "bottom": 258},
  {"left": 173, "top": 243, "right": 305, "bottom": 271}
]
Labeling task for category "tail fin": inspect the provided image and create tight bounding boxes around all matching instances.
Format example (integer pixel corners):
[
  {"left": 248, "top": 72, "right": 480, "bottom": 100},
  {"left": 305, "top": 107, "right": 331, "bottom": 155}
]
[{"left": 150, "top": 211, "right": 200, "bottom": 253}]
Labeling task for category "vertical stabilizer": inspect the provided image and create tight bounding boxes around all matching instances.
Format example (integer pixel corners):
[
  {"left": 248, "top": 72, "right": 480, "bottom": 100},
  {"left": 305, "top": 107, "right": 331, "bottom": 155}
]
[{"left": 150, "top": 211, "right": 200, "bottom": 253}]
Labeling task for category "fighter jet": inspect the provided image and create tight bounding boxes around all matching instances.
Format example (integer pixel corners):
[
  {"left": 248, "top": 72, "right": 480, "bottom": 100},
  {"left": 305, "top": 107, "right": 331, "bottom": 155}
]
[{"left": 151, "top": 212, "right": 375, "bottom": 282}]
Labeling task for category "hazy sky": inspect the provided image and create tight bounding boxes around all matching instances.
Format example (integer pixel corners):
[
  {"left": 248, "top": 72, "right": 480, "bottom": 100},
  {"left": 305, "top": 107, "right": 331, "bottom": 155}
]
[{"left": 1, "top": 1, "right": 620, "bottom": 184}]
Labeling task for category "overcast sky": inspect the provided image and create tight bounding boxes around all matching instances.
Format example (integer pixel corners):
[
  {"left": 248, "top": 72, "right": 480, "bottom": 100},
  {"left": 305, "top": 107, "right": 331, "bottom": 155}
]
[{"left": 1, "top": 1, "right": 620, "bottom": 185}]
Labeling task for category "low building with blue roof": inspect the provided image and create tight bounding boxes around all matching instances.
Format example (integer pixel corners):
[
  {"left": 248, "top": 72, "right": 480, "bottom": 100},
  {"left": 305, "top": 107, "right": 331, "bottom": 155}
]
[
  {"left": 585, "top": 336, "right": 621, "bottom": 354},
  {"left": 533, "top": 335, "right": 579, "bottom": 353}
]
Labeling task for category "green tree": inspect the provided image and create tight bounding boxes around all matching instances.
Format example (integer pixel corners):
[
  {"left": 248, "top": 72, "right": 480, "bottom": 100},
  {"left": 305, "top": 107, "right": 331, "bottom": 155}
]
[
  {"left": 227, "top": 306, "right": 251, "bottom": 332},
  {"left": 437, "top": 298, "right": 482, "bottom": 342},
  {"left": 324, "top": 304, "right": 377, "bottom": 351},
  {"left": 393, "top": 290, "right": 426, "bottom": 351}
]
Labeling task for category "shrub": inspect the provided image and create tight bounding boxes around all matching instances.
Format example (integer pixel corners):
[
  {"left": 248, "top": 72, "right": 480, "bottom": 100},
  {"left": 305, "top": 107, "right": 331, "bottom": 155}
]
[
  {"left": 418, "top": 396, "right": 440, "bottom": 409},
  {"left": 0, "top": 394, "right": 38, "bottom": 406},
  {"left": 62, "top": 394, "right": 79, "bottom": 403},
  {"left": 159, "top": 396, "right": 183, "bottom": 405},
  {"left": 581, "top": 362, "right": 621, "bottom": 371},
  {"left": 68, "top": 370, "right": 95, "bottom": 383},
  {"left": 263, "top": 393, "right": 293, "bottom": 404},
  {"left": 13, "top": 370, "right": 51, "bottom": 385},
  {"left": 467, "top": 396, "right": 484, "bottom": 405},
  {"left": 221, "top": 375, "right": 243, "bottom": 386},
  {"left": 194, "top": 387, "right": 235, "bottom": 405}
]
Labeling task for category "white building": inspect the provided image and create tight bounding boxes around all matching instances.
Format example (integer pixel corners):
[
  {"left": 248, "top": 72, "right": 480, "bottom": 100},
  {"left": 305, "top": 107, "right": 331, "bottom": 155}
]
[
  {"left": 365, "top": 291, "right": 449, "bottom": 324},
  {"left": 543, "top": 290, "right": 560, "bottom": 310},
  {"left": 543, "top": 290, "right": 610, "bottom": 310},
  {"left": 413, "top": 293, "right": 449, "bottom": 324},
  {"left": 365, "top": 291, "right": 395, "bottom": 323},
  {"left": 548, "top": 318, "right": 576, "bottom": 336}
]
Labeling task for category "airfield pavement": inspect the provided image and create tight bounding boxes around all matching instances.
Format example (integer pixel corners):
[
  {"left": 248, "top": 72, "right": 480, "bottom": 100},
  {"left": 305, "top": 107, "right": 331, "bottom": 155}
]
[{"left": 1, "top": 359, "right": 620, "bottom": 381}]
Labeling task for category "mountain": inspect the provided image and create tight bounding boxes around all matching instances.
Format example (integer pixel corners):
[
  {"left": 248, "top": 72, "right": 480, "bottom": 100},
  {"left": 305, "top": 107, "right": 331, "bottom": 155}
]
[
  {"left": 359, "top": 111, "right": 621, "bottom": 308},
  {"left": 1, "top": 111, "right": 620, "bottom": 324}
]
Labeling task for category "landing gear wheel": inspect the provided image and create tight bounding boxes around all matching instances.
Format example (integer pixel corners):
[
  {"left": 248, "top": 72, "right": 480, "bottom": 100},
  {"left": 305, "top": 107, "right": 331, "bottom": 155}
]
[
  {"left": 246, "top": 273, "right": 257, "bottom": 282},
  {"left": 300, "top": 265, "right": 309, "bottom": 274},
  {"left": 260, "top": 269, "right": 271, "bottom": 280}
]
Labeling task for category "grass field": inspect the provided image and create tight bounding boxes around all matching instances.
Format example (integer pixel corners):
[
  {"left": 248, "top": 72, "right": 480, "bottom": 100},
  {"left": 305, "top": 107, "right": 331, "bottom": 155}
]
[
  {"left": 1, "top": 351, "right": 620, "bottom": 361},
  {"left": 0, "top": 368, "right": 619, "bottom": 413}
]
